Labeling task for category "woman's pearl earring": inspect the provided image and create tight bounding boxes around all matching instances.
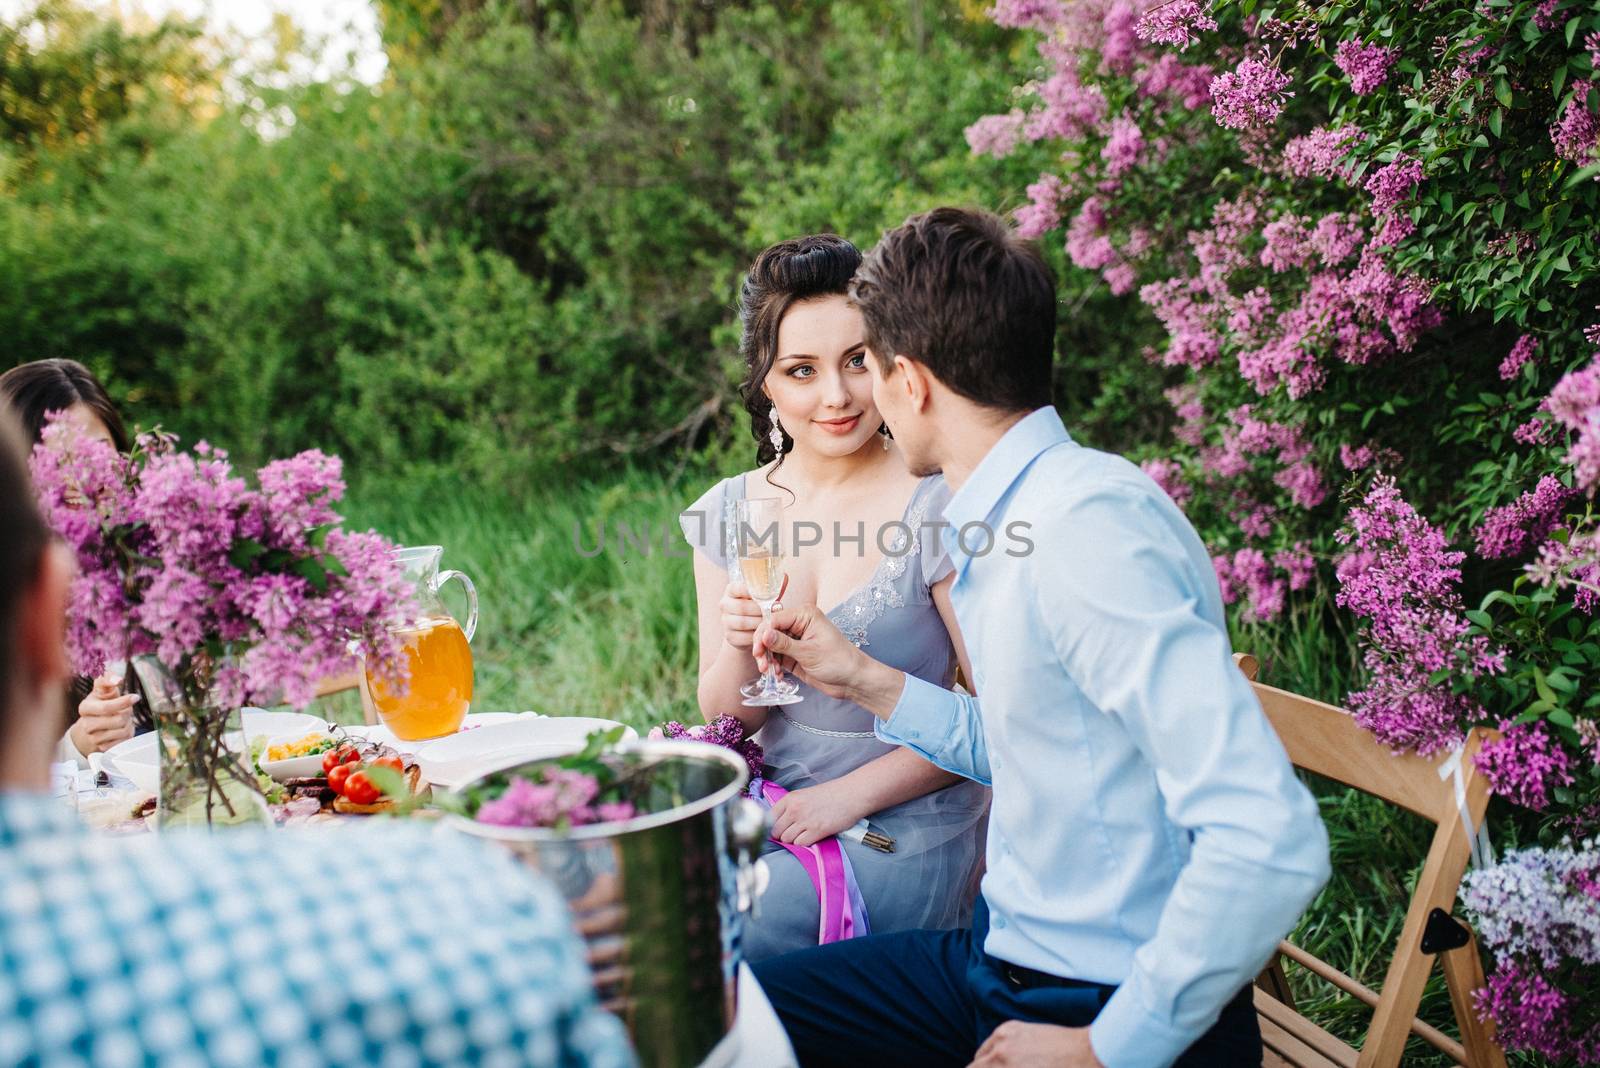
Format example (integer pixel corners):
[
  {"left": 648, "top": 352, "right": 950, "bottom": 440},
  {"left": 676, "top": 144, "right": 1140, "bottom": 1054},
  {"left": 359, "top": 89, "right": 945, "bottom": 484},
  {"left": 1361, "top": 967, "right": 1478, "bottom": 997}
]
[
  {"left": 880, "top": 424, "right": 891, "bottom": 451},
  {"left": 769, "top": 404, "right": 784, "bottom": 455}
]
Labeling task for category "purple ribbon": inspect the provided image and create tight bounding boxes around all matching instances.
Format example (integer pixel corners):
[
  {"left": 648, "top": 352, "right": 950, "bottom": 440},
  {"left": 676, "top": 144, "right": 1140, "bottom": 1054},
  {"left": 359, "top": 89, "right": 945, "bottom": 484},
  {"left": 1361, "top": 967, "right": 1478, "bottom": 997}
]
[{"left": 750, "top": 778, "right": 871, "bottom": 944}]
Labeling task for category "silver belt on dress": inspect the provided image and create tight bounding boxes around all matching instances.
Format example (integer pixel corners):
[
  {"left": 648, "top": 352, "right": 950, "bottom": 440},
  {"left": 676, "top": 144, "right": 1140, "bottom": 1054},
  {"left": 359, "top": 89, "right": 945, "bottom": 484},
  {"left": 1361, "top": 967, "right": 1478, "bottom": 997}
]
[{"left": 774, "top": 707, "right": 877, "bottom": 739}]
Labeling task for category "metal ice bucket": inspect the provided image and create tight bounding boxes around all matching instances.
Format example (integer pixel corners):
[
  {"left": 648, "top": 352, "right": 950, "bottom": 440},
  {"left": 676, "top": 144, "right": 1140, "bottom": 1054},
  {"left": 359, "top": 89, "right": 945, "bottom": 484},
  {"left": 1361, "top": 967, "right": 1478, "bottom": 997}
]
[{"left": 445, "top": 740, "right": 768, "bottom": 1068}]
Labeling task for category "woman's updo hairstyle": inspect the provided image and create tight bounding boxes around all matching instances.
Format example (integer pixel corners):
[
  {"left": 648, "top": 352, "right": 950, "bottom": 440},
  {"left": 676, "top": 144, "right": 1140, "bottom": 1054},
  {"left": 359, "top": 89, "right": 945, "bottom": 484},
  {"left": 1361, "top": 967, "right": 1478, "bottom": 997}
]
[{"left": 737, "top": 234, "right": 864, "bottom": 469}]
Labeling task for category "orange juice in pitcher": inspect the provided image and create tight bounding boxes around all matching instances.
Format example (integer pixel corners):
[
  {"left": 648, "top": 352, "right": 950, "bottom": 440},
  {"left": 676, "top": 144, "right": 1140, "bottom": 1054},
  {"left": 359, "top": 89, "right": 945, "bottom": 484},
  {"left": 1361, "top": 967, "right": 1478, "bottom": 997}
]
[{"left": 364, "top": 545, "right": 478, "bottom": 741}]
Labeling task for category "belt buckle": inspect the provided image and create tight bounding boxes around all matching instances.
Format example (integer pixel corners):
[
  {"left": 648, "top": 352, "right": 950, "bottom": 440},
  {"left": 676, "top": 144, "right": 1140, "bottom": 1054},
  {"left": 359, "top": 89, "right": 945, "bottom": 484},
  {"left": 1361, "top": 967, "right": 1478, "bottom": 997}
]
[{"left": 1004, "top": 964, "right": 1027, "bottom": 989}]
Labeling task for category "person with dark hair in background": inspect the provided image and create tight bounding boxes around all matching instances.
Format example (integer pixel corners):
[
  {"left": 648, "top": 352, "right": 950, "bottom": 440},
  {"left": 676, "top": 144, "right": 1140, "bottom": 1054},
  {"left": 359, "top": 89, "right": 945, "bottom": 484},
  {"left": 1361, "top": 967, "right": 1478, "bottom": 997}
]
[
  {"left": 680, "top": 234, "right": 988, "bottom": 961},
  {"left": 750, "top": 209, "right": 1330, "bottom": 1068},
  {"left": 0, "top": 398, "right": 636, "bottom": 1067},
  {"left": 0, "top": 358, "right": 143, "bottom": 765}
]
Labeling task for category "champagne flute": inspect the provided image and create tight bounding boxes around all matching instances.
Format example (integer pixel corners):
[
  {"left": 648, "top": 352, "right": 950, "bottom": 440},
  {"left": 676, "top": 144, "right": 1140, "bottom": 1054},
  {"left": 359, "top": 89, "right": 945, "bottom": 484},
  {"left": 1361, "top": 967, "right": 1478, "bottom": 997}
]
[{"left": 735, "top": 496, "right": 803, "bottom": 706}]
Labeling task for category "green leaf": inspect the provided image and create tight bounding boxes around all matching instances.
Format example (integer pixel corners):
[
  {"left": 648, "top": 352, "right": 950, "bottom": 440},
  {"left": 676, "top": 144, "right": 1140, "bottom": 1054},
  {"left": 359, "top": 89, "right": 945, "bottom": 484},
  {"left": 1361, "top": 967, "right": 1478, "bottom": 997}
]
[
  {"left": 1565, "top": 15, "right": 1580, "bottom": 46},
  {"left": 363, "top": 764, "right": 407, "bottom": 799},
  {"left": 1488, "top": 108, "right": 1503, "bottom": 137},
  {"left": 1533, "top": 667, "right": 1558, "bottom": 706},
  {"left": 229, "top": 538, "right": 268, "bottom": 570},
  {"left": 1494, "top": 76, "right": 1512, "bottom": 108},
  {"left": 1464, "top": 609, "right": 1493, "bottom": 628},
  {"left": 1548, "top": 707, "right": 1576, "bottom": 728},
  {"left": 292, "top": 556, "right": 329, "bottom": 593},
  {"left": 1491, "top": 200, "right": 1506, "bottom": 226}
]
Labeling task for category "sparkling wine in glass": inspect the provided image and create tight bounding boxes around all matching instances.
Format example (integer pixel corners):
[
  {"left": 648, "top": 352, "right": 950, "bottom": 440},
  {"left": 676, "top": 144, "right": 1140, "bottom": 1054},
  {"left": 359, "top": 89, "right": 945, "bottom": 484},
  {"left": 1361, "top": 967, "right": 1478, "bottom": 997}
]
[{"left": 735, "top": 497, "right": 802, "bottom": 706}]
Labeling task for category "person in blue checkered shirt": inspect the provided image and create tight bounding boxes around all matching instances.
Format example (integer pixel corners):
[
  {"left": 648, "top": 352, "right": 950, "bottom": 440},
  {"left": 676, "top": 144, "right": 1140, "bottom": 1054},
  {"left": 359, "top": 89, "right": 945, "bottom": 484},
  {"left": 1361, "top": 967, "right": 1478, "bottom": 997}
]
[{"left": 0, "top": 403, "right": 636, "bottom": 1068}]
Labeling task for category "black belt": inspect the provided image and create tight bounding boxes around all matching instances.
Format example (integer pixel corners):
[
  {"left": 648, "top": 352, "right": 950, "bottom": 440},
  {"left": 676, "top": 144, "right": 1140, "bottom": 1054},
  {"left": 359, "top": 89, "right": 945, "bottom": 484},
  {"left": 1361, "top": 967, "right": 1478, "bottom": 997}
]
[{"left": 999, "top": 960, "right": 1111, "bottom": 993}]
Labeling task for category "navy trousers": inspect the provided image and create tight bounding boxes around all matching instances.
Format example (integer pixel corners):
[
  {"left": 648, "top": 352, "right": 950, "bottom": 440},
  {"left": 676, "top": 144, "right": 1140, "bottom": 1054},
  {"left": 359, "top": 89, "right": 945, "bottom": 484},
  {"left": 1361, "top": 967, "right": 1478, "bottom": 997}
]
[{"left": 751, "top": 901, "right": 1262, "bottom": 1067}]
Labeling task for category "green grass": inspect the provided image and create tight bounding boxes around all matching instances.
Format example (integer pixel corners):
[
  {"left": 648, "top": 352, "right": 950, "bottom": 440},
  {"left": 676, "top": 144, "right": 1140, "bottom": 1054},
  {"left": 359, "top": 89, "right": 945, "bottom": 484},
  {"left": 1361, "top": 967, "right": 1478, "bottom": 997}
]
[
  {"left": 331, "top": 468, "right": 1522, "bottom": 1064},
  {"left": 332, "top": 467, "right": 709, "bottom": 735}
]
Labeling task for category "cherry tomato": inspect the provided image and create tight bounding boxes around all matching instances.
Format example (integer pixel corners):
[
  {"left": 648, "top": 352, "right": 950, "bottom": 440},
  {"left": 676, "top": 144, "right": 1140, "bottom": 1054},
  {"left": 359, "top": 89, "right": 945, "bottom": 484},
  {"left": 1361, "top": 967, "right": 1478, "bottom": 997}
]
[
  {"left": 321, "top": 746, "right": 360, "bottom": 773},
  {"left": 372, "top": 755, "right": 404, "bottom": 774},
  {"left": 326, "top": 763, "right": 354, "bottom": 797},
  {"left": 342, "top": 770, "right": 382, "bottom": 806}
]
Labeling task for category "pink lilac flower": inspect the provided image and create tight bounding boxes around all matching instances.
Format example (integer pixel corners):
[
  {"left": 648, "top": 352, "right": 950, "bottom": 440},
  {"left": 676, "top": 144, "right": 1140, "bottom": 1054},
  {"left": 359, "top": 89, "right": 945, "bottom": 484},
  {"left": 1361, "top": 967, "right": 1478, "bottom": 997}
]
[
  {"left": 1065, "top": 196, "right": 1116, "bottom": 270},
  {"left": 1477, "top": 721, "right": 1575, "bottom": 809},
  {"left": 1102, "top": 262, "right": 1138, "bottom": 294},
  {"left": 1027, "top": 69, "right": 1109, "bottom": 142},
  {"left": 1274, "top": 544, "right": 1316, "bottom": 590},
  {"left": 965, "top": 110, "right": 1026, "bottom": 158},
  {"left": 1474, "top": 476, "right": 1577, "bottom": 559},
  {"left": 1588, "top": 31, "right": 1600, "bottom": 72},
  {"left": 1274, "top": 460, "right": 1327, "bottom": 508},
  {"left": 1514, "top": 418, "right": 1553, "bottom": 446},
  {"left": 1363, "top": 157, "right": 1425, "bottom": 218},
  {"left": 1134, "top": 0, "right": 1216, "bottom": 50},
  {"left": 1210, "top": 57, "right": 1293, "bottom": 129},
  {"left": 1546, "top": 354, "right": 1600, "bottom": 493},
  {"left": 1499, "top": 334, "right": 1539, "bottom": 381},
  {"left": 29, "top": 414, "right": 413, "bottom": 708},
  {"left": 656, "top": 714, "right": 765, "bottom": 784},
  {"left": 1308, "top": 213, "right": 1365, "bottom": 265},
  {"left": 1340, "top": 443, "right": 1376, "bottom": 470},
  {"left": 1220, "top": 547, "right": 1287, "bottom": 620},
  {"left": 1333, "top": 39, "right": 1400, "bottom": 95},
  {"left": 1335, "top": 478, "right": 1502, "bottom": 754},
  {"left": 1101, "top": 113, "right": 1145, "bottom": 175},
  {"left": 1550, "top": 85, "right": 1600, "bottom": 164},
  {"left": 1135, "top": 53, "right": 1215, "bottom": 109},
  {"left": 1140, "top": 276, "right": 1219, "bottom": 368},
  {"left": 1259, "top": 214, "right": 1314, "bottom": 273},
  {"left": 1282, "top": 125, "right": 1366, "bottom": 180},
  {"left": 1471, "top": 965, "right": 1599, "bottom": 1061},
  {"left": 1015, "top": 173, "right": 1066, "bottom": 238},
  {"left": 987, "top": 0, "right": 1066, "bottom": 31},
  {"left": 1532, "top": 0, "right": 1563, "bottom": 32},
  {"left": 1141, "top": 457, "right": 1191, "bottom": 507}
]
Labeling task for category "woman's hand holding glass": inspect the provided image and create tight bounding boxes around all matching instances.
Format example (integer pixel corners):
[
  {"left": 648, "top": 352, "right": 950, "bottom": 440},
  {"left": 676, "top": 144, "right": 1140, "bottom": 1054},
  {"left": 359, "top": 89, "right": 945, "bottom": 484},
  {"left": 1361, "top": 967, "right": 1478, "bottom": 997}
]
[
  {"left": 719, "top": 573, "right": 786, "bottom": 653},
  {"left": 69, "top": 672, "right": 138, "bottom": 756},
  {"left": 734, "top": 497, "right": 802, "bottom": 706}
]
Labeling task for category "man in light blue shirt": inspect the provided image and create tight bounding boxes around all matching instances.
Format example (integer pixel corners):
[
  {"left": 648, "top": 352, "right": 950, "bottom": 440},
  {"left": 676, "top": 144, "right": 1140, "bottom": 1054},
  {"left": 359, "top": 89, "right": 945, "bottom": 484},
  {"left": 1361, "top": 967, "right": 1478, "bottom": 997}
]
[{"left": 753, "top": 207, "right": 1330, "bottom": 1067}]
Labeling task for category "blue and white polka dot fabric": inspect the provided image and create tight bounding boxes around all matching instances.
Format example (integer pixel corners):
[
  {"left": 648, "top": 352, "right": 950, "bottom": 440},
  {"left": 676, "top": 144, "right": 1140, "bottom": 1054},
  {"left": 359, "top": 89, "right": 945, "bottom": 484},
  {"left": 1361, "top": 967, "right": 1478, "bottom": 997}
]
[{"left": 0, "top": 794, "right": 634, "bottom": 1068}]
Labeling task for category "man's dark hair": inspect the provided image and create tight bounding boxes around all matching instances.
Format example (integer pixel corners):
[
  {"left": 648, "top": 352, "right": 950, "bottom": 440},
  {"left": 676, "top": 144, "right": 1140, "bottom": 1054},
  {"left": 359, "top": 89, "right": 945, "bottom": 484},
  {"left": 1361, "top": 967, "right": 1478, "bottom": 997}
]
[
  {"left": 850, "top": 207, "right": 1056, "bottom": 413},
  {"left": 0, "top": 401, "right": 52, "bottom": 724}
]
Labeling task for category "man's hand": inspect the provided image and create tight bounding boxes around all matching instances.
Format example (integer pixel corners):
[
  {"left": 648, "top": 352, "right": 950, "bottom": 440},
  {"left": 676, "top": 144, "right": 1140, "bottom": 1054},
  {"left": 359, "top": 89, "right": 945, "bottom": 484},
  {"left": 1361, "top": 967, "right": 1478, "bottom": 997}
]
[
  {"left": 769, "top": 780, "right": 865, "bottom": 847},
  {"left": 970, "top": 1022, "right": 1104, "bottom": 1068},
  {"left": 68, "top": 673, "right": 138, "bottom": 756},
  {"left": 753, "top": 603, "right": 867, "bottom": 701}
]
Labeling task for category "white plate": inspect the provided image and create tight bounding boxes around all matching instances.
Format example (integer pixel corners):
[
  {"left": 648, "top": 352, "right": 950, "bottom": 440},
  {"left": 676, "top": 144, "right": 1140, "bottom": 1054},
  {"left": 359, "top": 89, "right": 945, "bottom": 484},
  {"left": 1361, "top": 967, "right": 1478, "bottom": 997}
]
[
  {"left": 408, "top": 716, "right": 638, "bottom": 789},
  {"left": 102, "top": 710, "right": 328, "bottom": 796},
  {"left": 353, "top": 711, "right": 536, "bottom": 753}
]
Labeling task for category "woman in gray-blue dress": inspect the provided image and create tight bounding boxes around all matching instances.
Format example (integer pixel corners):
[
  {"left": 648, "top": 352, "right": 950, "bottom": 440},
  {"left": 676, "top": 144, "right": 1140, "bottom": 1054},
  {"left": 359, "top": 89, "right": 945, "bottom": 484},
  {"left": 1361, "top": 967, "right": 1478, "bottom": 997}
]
[{"left": 679, "top": 233, "right": 988, "bottom": 962}]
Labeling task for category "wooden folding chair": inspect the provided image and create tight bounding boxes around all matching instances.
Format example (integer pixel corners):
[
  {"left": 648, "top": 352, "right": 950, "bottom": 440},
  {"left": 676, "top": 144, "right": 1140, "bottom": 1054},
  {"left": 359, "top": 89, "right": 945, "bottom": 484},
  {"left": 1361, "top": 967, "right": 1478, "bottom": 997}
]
[{"left": 1233, "top": 653, "right": 1507, "bottom": 1068}]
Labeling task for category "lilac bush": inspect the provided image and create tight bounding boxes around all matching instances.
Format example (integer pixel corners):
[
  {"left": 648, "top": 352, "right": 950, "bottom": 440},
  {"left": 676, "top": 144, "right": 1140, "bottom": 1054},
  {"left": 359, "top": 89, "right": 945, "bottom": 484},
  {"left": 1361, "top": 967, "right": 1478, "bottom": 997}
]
[{"left": 968, "top": 0, "right": 1600, "bottom": 1053}]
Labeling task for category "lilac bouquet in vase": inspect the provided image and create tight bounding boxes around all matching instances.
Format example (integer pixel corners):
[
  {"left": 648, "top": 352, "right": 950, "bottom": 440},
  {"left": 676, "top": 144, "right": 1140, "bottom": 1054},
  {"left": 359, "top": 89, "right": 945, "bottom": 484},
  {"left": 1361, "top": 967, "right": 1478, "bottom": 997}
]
[{"left": 31, "top": 418, "right": 415, "bottom": 828}]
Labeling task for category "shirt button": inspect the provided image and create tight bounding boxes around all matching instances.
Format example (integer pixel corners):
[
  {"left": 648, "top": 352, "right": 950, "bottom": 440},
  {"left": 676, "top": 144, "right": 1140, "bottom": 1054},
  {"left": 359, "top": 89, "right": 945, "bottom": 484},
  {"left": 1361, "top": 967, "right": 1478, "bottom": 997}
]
[
  {"left": 909, "top": 729, "right": 921, "bottom": 739},
  {"left": 993, "top": 913, "right": 1007, "bottom": 930}
]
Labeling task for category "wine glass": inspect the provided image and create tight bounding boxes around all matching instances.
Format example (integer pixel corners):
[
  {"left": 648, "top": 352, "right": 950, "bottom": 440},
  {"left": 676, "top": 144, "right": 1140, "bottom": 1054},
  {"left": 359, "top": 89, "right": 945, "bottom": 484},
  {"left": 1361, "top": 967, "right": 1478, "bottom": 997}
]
[{"left": 735, "top": 497, "right": 803, "bottom": 706}]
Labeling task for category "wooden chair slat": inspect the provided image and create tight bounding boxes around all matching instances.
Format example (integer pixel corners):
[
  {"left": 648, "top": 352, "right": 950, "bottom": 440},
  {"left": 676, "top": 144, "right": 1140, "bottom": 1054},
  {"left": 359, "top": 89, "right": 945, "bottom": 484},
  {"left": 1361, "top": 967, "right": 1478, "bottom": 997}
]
[
  {"left": 1255, "top": 989, "right": 1360, "bottom": 1067},
  {"left": 1232, "top": 653, "right": 1504, "bottom": 1068}
]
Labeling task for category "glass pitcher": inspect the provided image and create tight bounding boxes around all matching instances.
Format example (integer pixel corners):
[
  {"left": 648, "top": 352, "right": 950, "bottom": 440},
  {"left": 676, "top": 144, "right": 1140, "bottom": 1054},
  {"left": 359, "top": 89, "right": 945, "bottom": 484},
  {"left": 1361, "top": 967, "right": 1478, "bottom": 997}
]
[{"left": 362, "top": 545, "right": 479, "bottom": 741}]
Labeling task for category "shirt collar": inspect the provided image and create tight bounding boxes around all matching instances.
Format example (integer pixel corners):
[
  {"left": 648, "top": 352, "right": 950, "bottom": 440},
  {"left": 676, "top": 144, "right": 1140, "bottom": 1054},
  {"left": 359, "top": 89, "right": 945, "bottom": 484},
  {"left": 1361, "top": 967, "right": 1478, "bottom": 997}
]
[{"left": 942, "top": 406, "right": 1072, "bottom": 577}]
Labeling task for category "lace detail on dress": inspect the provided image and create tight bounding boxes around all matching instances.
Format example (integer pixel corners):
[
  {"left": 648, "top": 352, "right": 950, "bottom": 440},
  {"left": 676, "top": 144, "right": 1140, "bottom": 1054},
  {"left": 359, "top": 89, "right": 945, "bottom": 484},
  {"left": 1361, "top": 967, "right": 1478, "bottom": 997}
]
[{"left": 828, "top": 489, "right": 936, "bottom": 649}]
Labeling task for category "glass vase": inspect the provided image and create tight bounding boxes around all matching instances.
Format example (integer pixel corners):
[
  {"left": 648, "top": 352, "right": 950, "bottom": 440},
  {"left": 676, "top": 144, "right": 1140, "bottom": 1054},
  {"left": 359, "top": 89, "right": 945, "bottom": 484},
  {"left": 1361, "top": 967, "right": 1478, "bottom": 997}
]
[{"left": 132, "top": 656, "right": 269, "bottom": 829}]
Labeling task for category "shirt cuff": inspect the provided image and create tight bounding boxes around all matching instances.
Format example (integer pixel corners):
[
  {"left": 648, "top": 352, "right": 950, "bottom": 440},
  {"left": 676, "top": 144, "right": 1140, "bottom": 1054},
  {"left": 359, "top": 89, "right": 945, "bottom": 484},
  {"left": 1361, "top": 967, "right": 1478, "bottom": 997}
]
[
  {"left": 873, "top": 672, "right": 952, "bottom": 749},
  {"left": 56, "top": 728, "right": 87, "bottom": 768},
  {"left": 1089, "top": 984, "right": 1196, "bottom": 1068}
]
